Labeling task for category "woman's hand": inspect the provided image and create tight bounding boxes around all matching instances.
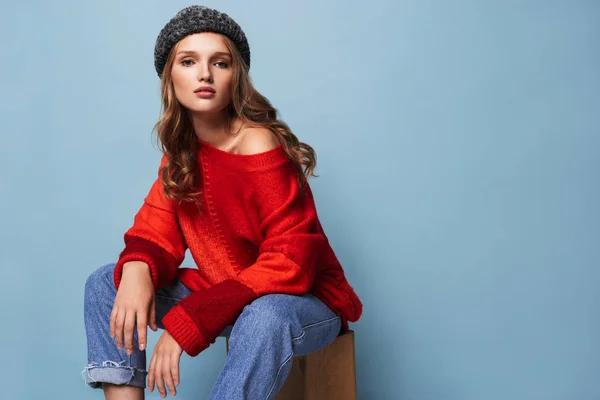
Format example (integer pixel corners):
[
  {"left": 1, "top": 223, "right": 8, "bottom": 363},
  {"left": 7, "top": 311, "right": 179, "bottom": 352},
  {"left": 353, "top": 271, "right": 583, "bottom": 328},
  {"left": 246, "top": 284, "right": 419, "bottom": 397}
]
[
  {"left": 110, "top": 261, "right": 157, "bottom": 354},
  {"left": 148, "top": 330, "right": 183, "bottom": 398}
]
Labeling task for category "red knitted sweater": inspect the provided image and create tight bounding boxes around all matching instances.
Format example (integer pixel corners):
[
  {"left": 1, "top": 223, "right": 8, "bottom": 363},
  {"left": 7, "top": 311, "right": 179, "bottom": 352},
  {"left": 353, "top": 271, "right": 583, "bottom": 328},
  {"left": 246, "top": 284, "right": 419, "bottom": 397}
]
[{"left": 113, "top": 139, "right": 363, "bottom": 357}]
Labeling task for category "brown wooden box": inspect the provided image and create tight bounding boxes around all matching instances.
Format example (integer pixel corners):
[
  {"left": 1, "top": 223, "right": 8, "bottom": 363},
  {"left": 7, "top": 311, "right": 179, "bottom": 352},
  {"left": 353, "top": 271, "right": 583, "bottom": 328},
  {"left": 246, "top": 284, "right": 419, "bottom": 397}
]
[{"left": 226, "top": 330, "right": 357, "bottom": 399}]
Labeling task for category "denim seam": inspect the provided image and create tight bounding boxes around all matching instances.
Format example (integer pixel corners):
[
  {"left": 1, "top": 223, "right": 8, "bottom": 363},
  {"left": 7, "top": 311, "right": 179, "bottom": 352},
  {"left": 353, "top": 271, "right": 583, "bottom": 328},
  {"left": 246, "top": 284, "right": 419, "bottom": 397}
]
[
  {"left": 265, "top": 315, "right": 340, "bottom": 399},
  {"left": 291, "top": 315, "right": 340, "bottom": 343},
  {"left": 265, "top": 351, "right": 294, "bottom": 400}
]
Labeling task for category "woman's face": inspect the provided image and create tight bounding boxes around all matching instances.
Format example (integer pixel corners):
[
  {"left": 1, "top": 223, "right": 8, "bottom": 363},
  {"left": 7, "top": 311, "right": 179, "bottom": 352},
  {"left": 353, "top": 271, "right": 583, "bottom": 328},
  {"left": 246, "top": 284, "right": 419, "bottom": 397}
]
[{"left": 170, "top": 32, "right": 234, "bottom": 115}]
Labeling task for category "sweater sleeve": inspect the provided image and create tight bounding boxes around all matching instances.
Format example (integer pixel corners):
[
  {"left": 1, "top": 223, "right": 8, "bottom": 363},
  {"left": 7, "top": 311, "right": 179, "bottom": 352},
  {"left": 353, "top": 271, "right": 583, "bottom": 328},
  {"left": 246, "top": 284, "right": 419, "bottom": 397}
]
[
  {"left": 113, "top": 154, "right": 187, "bottom": 291},
  {"left": 161, "top": 162, "right": 325, "bottom": 357}
]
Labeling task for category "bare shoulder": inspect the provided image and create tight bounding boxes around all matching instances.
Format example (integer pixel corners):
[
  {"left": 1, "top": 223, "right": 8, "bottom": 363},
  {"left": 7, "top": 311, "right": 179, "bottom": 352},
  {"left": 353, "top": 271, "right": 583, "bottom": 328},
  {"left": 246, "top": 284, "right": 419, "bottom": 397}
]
[{"left": 237, "top": 127, "right": 280, "bottom": 155}]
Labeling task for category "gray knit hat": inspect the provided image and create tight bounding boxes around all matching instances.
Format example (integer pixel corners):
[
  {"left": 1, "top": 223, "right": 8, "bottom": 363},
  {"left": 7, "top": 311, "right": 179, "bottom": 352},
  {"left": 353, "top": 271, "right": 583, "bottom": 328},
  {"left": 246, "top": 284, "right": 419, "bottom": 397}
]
[{"left": 153, "top": 5, "right": 251, "bottom": 78}]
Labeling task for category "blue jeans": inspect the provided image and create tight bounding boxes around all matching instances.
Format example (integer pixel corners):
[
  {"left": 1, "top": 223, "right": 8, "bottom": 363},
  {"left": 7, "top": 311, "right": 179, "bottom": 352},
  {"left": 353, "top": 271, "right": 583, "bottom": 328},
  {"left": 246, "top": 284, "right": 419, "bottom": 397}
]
[{"left": 82, "top": 263, "right": 342, "bottom": 399}]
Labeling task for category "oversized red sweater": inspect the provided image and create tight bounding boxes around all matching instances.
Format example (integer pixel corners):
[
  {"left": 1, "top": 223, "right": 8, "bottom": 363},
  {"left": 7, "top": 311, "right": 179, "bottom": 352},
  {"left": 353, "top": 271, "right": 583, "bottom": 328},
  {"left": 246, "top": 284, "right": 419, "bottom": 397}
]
[{"left": 113, "top": 140, "right": 363, "bottom": 357}]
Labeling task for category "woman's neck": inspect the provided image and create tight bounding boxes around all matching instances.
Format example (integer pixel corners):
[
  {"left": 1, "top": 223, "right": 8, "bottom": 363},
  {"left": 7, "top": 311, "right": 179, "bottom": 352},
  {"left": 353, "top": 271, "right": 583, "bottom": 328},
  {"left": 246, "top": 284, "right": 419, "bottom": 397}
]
[{"left": 192, "top": 114, "right": 246, "bottom": 152}]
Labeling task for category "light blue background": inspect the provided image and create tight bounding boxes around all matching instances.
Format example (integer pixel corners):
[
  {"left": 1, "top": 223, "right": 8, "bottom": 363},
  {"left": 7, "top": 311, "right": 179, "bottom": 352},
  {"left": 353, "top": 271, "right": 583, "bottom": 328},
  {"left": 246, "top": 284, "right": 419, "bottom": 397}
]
[{"left": 1, "top": 1, "right": 598, "bottom": 399}]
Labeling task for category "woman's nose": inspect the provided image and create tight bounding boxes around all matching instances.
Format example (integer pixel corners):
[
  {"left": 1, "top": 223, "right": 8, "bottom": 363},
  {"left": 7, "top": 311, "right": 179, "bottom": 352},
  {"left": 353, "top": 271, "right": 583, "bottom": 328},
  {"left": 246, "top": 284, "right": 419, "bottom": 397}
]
[{"left": 198, "top": 64, "right": 212, "bottom": 82}]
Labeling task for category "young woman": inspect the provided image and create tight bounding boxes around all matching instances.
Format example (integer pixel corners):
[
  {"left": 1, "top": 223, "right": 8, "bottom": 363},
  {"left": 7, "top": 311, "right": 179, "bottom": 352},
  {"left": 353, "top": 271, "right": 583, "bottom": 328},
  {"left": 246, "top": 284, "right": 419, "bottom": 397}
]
[{"left": 82, "top": 5, "right": 362, "bottom": 399}]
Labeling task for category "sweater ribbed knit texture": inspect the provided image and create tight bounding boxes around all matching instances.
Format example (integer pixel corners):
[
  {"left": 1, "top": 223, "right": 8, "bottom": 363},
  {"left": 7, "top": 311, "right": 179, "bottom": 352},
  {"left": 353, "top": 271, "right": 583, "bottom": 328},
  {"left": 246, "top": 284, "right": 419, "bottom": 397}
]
[{"left": 114, "top": 140, "right": 363, "bottom": 356}]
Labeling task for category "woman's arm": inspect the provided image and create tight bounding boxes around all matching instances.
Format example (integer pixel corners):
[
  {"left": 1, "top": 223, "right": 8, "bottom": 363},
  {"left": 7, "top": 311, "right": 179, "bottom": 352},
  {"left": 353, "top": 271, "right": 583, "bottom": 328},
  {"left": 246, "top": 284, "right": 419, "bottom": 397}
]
[{"left": 114, "top": 154, "right": 187, "bottom": 291}]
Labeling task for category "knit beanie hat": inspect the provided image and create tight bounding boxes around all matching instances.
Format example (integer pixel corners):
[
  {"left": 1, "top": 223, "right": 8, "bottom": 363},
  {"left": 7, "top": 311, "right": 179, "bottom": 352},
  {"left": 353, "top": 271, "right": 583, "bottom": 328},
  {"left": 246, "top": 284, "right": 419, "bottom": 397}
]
[{"left": 153, "top": 5, "right": 251, "bottom": 78}]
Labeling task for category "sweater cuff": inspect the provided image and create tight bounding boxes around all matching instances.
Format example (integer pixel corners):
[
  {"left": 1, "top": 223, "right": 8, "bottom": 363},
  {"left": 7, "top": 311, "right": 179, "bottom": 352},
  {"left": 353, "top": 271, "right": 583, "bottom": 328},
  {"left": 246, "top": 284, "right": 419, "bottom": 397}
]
[
  {"left": 171, "top": 279, "right": 257, "bottom": 351},
  {"left": 114, "top": 235, "right": 178, "bottom": 290},
  {"left": 162, "top": 305, "right": 208, "bottom": 357}
]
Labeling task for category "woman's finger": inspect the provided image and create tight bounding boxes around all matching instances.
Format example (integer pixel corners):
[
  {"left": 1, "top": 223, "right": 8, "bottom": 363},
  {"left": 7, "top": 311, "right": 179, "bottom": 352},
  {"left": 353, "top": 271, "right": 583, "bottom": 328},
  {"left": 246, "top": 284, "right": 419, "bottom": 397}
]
[
  {"left": 148, "top": 354, "right": 156, "bottom": 392},
  {"left": 109, "top": 305, "right": 118, "bottom": 338},
  {"left": 124, "top": 310, "right": 136, "bottom": 354},
  {"left": 149, "top": 295, "right": 158, "bottom": 331},
  {"left": 136, "top": 307, "right": 148, "bottom": 351},
  {"left": 163, "top": 359, "right": 177, "bottom": 397},
  {"left": 155, "top": 360, "right": 166, "bottom": 398},
  {"left": 114, "top": 309, "right": 125, "bottom": 349},
  {"left": 171, "top": 355, "right": 180, "bottom": 387}
]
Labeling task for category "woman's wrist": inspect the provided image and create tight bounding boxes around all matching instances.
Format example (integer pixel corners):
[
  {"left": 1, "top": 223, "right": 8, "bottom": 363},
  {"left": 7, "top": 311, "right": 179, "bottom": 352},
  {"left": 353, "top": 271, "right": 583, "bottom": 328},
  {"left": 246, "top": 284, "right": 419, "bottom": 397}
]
[{"left": 122, "top": 261, "right": 151, "bottom": 275}]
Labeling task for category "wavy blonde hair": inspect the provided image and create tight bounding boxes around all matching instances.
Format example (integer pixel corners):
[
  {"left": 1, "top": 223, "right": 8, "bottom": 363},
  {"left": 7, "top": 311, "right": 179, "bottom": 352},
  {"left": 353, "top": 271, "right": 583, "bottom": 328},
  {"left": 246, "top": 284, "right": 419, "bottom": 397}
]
[{"left": 152, "top": 33, "right": 318, "bottom": 207}]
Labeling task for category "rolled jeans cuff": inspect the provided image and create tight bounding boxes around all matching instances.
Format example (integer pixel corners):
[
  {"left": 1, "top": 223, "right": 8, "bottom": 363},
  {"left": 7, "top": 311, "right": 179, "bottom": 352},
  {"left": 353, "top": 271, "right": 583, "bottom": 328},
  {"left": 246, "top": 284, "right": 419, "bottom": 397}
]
[{"left": 81, "top": 360, "right": 147, "bottom": 389}]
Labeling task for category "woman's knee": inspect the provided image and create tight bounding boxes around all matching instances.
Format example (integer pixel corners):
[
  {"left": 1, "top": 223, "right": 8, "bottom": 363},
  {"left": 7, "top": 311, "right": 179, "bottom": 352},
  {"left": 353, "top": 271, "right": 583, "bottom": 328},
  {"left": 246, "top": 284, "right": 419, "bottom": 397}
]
[
  {"left": 84, "top": 263, "right": 117, "bottom": 303},
  {"left": 234, "top": 294, "right": 301, "bottom": 338}
]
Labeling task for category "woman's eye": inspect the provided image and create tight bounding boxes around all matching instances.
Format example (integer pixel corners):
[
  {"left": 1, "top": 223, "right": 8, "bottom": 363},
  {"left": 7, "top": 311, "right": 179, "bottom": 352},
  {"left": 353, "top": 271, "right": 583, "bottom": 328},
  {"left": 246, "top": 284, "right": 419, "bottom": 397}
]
[{"left": 180, "top": 60, "right": 228, "bottom": 68}]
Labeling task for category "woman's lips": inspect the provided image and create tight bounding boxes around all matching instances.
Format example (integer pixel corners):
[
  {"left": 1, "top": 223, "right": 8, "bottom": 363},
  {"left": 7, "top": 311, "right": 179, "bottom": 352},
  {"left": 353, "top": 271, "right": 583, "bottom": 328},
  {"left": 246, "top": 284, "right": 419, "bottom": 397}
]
[{"left": 195, "top": 91, "right": 216, "bottom": 98}]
